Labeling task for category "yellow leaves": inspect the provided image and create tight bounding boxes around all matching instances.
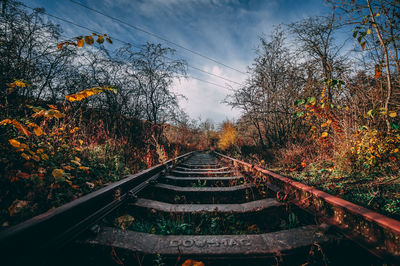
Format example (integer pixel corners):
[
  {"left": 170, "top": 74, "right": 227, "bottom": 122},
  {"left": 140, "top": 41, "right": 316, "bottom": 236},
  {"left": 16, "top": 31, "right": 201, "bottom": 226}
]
[
  {"left": 70, "top": 127, "right": 79, "bottom": 133},
  {"left": 65, "top": 86, "right": 117, "bottom": 102},
  {"left": 31, "top": 108, "right": 64, "bottom": 119},
  {"left": 6, "top": 80, "right": 27, "bottom": 88},
  {"left": 8, "top": 200, "right": 29, "bottom": 217},
  {"left": 218, "top": 122, "right": 237, "bottom": 150},
  {"left": 367, "top": 28, "right": 371, "bottom": 35},
  {"left": 321, "top": 132, "right": 329, "bottom": 138},
  {"left": 52, "top": 169, "right": 65, "bottom": 182},
  {"left": 45, "top": 109, "right": 64, "bottom": 118},
  {"left": 14, "top": 80, "right": 27, "bottom": 87},
  {"left": 71, "top": 159, "right": 81, "bottom": 166},
  {"left": 33, "top": 126, "right": 44, "bottom": 136},
  {"left": 8, "top": 139, "right": 20, "bottom": 148},
  {"left": 388, "top": 111, "right": 397, "bottom": 118},
  {"left": 115, "top": 214, "right": 135, "bottom": 230},
  {"left": 79, "top": 139, "right": 84, "bottom": 145},
  {"left": 321, "top": 119, "right": 332, "bottom": 128},
  {"left": 21, "top": 153, "right": 31, "bottom": 160}
]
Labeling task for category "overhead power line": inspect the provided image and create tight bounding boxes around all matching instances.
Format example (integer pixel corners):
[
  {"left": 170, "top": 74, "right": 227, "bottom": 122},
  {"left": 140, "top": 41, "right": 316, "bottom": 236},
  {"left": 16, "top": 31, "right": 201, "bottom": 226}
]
[
  {"left": 21, "top": 3, "right": 243, "bottom": 88},
  {"left": 69, "top": 0, "right": 246, "bottom": 75}
]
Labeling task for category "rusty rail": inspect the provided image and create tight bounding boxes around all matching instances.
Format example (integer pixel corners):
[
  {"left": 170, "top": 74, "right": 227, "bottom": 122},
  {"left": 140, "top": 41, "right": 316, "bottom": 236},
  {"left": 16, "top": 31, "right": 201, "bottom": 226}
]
[{"left": 214, "top": 151, "right": 400, "bottom": 262}]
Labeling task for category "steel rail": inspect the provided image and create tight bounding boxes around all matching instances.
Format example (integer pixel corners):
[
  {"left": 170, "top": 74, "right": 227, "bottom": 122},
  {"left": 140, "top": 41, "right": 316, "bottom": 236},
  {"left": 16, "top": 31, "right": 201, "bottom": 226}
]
[
  {"left": 214, "top": 151, "right": 400, "bottom": 263},
  {"left": 0, "top": 151, "right": 194, "bottom": 265}
]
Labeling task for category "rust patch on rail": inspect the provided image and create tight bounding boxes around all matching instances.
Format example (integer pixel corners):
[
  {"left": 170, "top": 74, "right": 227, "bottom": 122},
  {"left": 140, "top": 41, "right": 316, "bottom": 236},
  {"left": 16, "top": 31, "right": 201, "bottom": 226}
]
[{"left": 216, "top": 152, "right": 400, "bottom": 260}]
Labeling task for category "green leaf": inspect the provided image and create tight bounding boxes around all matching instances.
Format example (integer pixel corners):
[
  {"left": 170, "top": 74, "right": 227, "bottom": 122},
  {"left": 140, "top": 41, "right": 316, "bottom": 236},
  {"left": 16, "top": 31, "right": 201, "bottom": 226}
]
[
  {"left": 391, "top": 123, "right": 399, "bottom": 130},
  {"left": 307, "top": 97, "right": 316, "bottom": 105},
  {"left": 367, "top": 109, "right": 375, "bottom": 118},
  {"left": 353, "top": 30, "right": 358, "bottom": 38},
  {"left": 294, "top": 99, "right": 305, "bottom": 106}
]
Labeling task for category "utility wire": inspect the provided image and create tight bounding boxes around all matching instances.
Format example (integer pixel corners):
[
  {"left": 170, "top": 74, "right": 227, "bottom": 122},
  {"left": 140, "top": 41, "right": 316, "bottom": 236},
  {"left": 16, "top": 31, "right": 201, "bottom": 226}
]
[
  {"left": 69, "top": 0, "right": 246, "bottom": 75},
  {"left": 21, "top": 3, "right": 243, "bottom": 88}
]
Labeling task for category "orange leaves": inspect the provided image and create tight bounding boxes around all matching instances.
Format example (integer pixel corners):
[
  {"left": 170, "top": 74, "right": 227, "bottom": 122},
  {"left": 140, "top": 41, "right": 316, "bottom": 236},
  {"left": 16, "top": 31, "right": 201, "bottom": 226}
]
[
  {"left": 321, "top": 132, "right": 329, "bottom": 138},
  {"left": 1, "top": 119, "right": 31, "bottom": 137},
  {"left": 52, "top": 169, "right": 65, "bottom": 181},
  {"left": 2, "top": 118, "right": 46, "bottom": 138},
  {"left": 33, "top": 126, "right": 44, "bottom": 136},
  {"left": 21, "top": 153, "right": 31, "bottom": 160},
  {"left": 77, "top": 38, "right": 84, "bottom": 47},
  {"left": 57, "top": 41, "right": 76, "bottom": 50},
  {"left": 84, "top": 35, "right": 94, "bottom": 45},
  {"left": 70, "top": 127, "right": 79, "bottom": 134},
  {"left": 13, "top": 120, "right": 30, "bottom": 137},
  {"left": 218, "top": 121, "right": 237, "bottom": 150},
  {"left": 182, "top": 259, "right": 204, "bottom": 266},
  {"left": 65, "top": 86, "right": 117, "bottom": 102},
  {"left": 27, "top": 122, "right": 45, "bottom": 136},
  {"left": 57, "top": 33, "right": 112, "bottom": 50},
  {"left": 8, "top": 139, "right": 21, "bottom": 148},
  {"left": 374, "top": 64, "right": 382, "bottom": 80}
]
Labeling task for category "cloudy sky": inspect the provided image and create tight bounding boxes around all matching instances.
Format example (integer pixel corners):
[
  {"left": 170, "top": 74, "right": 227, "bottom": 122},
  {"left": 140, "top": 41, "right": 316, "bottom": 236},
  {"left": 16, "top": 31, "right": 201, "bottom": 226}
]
[{"left": 23, "top": 0, "right": 332, "bottom": 124}]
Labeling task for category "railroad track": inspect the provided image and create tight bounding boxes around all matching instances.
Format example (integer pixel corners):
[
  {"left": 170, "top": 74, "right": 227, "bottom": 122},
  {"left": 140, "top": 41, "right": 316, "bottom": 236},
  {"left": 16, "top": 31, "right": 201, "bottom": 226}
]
[{"left": 1, "top": 151, "right": 399, "bottom": 265}]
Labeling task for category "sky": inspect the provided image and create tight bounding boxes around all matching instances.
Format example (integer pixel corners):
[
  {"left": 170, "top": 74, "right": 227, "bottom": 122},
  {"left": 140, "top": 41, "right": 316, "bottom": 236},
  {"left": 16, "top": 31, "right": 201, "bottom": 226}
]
[{"left": 23, "top": 0, "right": 332, "bottom": 124}]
